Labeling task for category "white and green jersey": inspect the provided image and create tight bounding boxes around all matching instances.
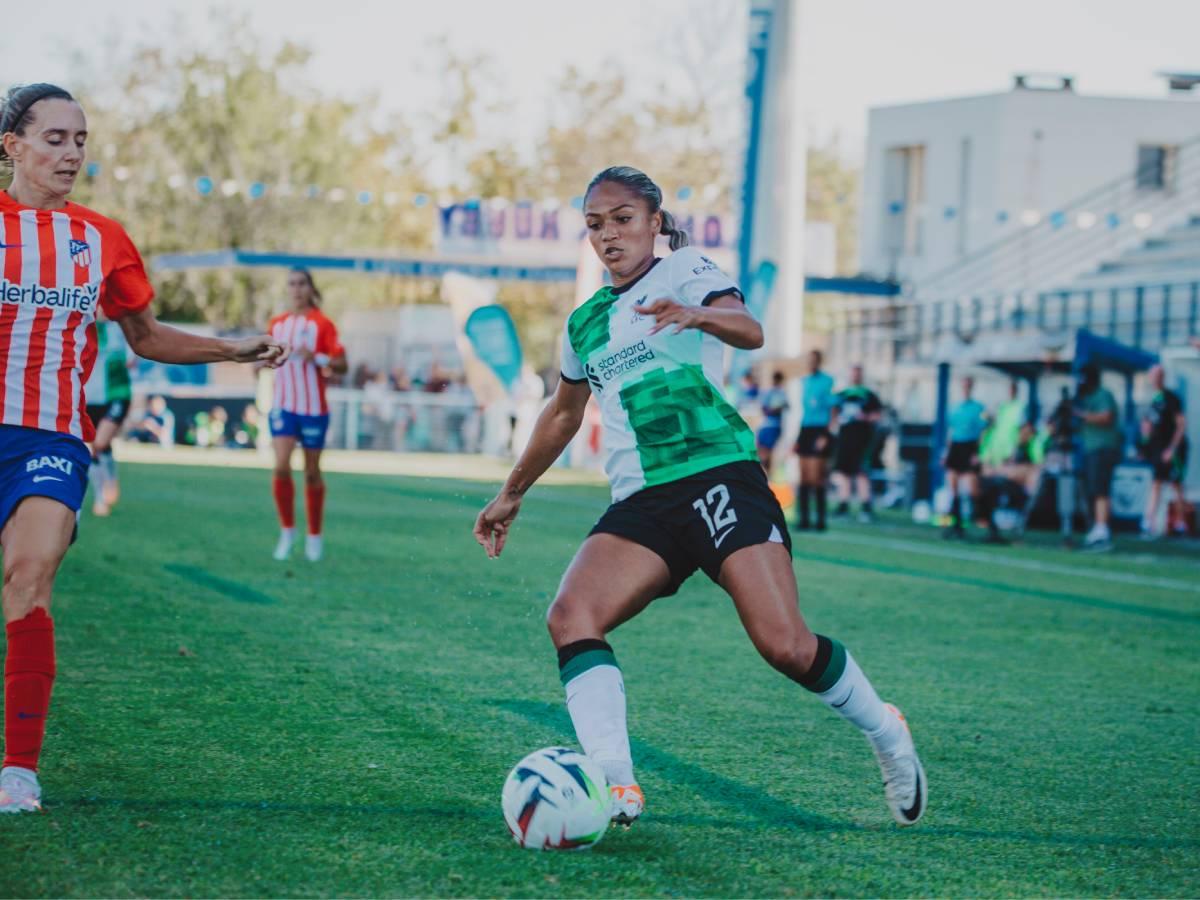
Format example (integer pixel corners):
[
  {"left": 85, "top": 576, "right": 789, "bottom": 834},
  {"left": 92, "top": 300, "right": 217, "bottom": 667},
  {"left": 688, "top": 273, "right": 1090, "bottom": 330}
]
[{"left": 560, "top": 247, "right": 757, "bottom": 501}]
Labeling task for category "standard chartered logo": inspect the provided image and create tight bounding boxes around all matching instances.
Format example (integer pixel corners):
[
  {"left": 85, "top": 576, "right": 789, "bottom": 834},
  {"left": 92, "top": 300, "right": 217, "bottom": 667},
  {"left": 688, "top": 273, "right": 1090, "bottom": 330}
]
[
  {"left": 594, "top": 340, "right": 656, "bottom": 382},
  {"left": 1, "top": 278, "right": 101, "bottom": 313}
]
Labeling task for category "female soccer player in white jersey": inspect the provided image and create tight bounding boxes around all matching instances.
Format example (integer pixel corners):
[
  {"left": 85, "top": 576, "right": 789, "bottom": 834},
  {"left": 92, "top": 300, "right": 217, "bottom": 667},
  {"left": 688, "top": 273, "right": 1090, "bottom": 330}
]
[
  {"left": 0, "top": 83, "right": 286, "bottom": 813},
  {"left": 475, "top": 167, "right": 926, "bottom": 829},
  {"left": 265, "top": 268, "right": 346, "bottom": 562}
]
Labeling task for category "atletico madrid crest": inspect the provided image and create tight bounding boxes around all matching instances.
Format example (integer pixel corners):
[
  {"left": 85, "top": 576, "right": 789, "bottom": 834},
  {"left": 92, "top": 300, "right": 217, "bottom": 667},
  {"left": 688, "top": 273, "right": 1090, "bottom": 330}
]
[{"left": 69, "top": 239, "right": 91, "bottom": 267}]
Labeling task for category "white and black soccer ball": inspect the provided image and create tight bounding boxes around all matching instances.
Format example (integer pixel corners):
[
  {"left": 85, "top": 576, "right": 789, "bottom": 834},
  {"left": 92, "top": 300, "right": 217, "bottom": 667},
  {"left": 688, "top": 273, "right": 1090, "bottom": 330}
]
[{"left": 501, "top": 747, "right": 610, "bottom": 850}]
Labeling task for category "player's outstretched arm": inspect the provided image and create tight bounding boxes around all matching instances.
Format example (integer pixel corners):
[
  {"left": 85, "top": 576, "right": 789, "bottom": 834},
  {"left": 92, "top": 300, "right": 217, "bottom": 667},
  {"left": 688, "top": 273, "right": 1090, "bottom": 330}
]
[
  {"left": 643, "top": 295, "right": 763, "bottom": 349},
  {"left": 473, "top": 378, "right": 591, "bottom": 559},
  {"left": 117, "top": 308, "right": 288, "bottom": 367}
]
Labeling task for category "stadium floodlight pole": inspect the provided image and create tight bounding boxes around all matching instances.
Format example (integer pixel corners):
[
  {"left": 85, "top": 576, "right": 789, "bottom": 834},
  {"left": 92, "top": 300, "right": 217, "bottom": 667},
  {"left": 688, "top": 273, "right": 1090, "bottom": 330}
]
[
  {"left": 738, "top": 0, "right": 806, "bottom": 366},
  {"left": 779, "top": 0, "right": 807, "bottom": 357}
]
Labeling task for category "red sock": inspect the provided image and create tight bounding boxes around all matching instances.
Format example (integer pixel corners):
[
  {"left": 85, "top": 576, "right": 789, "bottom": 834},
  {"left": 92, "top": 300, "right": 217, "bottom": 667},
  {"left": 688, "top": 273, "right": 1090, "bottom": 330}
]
[
  {"left": 305, "top": 482, "right": 325, "bottom": 536},
  {"left": 273, "top": 475, "right": 295, "bottom": 529},
  {"left": 4, "top": 608, "right": 56, "bottom": 772}
]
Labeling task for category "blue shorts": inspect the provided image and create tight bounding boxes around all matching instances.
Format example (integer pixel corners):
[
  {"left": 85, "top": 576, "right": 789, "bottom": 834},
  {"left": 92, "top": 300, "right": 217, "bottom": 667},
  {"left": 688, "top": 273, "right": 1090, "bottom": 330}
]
[
  {"left": 756, "top": 424, "right": 783, "bottom": 451},
  {"left": 269, "top": 409, "right": 330, "bottom": 450},
  {"left": 0, "top": 426, "right": 91, "bottom": 532}
]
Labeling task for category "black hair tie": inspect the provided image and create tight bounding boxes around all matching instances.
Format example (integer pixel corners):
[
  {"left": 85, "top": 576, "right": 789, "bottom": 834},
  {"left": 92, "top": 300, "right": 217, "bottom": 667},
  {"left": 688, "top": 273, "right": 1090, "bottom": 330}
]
[{"left": 2, "top": 85, "right": 69, "bottom": 136}]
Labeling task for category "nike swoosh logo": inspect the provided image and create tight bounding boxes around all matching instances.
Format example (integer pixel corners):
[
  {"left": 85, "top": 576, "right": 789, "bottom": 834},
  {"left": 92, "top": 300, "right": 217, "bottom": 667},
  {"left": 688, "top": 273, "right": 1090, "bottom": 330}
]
[
  {"left": 832, "top": 686, "right": 854, "bottom": 708},
  {"left": 0, "top": 243, "right": 24, "bottom": 249},
  {"left": 16, "top": 712, "right": 45, "bottom": 720},
  {"left": 900, "top": 766, "right": 923, "bottom": 821},
  {"left": 31, "top": 475, "right": 63, "bottom": 483},
  {"left": 714, "top": 528, "right": 735, "bottom": 548}
]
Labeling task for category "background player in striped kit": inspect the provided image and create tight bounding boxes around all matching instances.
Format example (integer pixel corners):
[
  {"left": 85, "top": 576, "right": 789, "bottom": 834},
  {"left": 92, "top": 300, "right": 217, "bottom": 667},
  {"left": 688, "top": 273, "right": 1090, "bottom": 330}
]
[
  {"left": 474, "top": 166, "right": 926, "bottom": 830},
  {"left": 0, "top": 83, "right": 286, "bottom": 813},
  {"left": 265, "top": 268, "right": 346, "bottom": 562}
]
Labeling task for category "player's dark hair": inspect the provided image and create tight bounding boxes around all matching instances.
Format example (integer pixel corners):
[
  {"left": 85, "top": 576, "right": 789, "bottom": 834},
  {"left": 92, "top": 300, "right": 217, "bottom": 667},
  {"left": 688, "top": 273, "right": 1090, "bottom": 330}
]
[
  {"left": 0, "top": 83, "right": 76, "bottom": 164},
  {"left": 1077, "top": 362, "right": 1100, "bottom": 393},
  {"left": 585, "top": 166, "right": 690, "bottom": 251},
  {"left": 290, "top": 267, "right": 322, "bottom": 307}
]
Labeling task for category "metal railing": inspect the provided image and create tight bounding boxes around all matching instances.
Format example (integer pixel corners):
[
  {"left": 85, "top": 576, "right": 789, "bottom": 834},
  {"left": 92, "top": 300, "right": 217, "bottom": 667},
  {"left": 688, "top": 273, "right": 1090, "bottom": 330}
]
[
  {"left": 912, "top": 131, "right": 1200, "bottom": 299},
  {"left": 325, "top": 389, "right": 482, "bottom": 453},
  {"left": 827, "top": 278, "right": 1200, "bottom": 367}
]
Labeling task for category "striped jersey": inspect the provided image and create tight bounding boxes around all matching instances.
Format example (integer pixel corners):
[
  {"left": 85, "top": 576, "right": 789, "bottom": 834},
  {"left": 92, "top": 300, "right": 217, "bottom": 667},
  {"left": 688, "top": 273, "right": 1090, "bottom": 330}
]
[
  {"left": 0, "top": 191, "right": 153, "bottom": 441},
  {"left": 267, "top": 308, "right": 343, "bottom": 416}
]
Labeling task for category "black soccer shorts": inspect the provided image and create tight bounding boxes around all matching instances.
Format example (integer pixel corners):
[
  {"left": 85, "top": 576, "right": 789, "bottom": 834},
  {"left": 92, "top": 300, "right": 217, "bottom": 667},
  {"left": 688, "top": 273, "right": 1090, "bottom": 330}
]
[
  {"left": 945, "top": 439, "right": 981, "bottom": 475},
  {"left": 589, "top": 460, "right": 792, "bottom": 597},
  {"left": 85, "top": 400, "right": 130, "bottom": 429},
  {"left": 833, "top": 421, "right": 874, "bottom": 476}
]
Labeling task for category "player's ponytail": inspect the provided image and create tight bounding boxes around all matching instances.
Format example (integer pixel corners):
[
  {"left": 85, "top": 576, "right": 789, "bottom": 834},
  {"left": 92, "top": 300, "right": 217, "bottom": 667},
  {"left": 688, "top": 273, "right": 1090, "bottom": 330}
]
[
  {"left": 585, "top": 165, "right": 690, "bottom": 250},
  {"left": 0, "top": 83, "right": 75, "bottom": 165},
  {"left": 659, "top": 208, "right": 689, "bottom": 251}
]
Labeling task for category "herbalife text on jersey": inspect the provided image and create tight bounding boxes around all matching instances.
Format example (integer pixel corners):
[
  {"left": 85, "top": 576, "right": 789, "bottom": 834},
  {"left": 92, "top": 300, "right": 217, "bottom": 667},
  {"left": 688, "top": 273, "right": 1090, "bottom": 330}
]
[{"left": 1, "top": 279, "right": 100, "bottom": 314}]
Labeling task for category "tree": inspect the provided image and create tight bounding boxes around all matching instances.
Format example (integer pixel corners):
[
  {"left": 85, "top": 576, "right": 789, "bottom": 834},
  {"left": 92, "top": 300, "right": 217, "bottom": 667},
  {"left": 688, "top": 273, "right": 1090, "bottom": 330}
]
[
  {"left": 806, "top": 133, "right": 861, "bottom": 275},
  {"left": 51, "top": 13, "right": 437, "bottom": 326}
]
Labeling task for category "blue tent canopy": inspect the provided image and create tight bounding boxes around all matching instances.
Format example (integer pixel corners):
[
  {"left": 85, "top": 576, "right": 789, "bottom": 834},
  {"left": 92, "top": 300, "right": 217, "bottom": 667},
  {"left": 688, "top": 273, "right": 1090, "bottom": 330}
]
[{"left": 1071, "top": 329, "right": 1159, "bottom": 374}]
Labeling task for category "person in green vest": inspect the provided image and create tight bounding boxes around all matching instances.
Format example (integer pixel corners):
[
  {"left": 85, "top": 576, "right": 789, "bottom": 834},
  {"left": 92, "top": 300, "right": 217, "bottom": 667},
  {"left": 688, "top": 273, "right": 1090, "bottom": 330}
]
[
  {"left": 1074, "top": 363, "right": 1122, "bottom": 551},
  {"left": 980, "top": 380, "right": 1025, "bottom": 468},
  {"left": 85, "top": 327, "right": 134, "bottom": 517}
]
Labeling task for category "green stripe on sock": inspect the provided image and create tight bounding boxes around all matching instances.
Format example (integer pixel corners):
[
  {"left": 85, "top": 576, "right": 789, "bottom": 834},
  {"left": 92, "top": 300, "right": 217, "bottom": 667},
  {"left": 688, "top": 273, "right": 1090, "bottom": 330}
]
[
  {"left": 559, "top": 648, "right": 619, "bottom": 685},
  {"left": 810, "top": 638, "right": 847, "bottom": 694}
]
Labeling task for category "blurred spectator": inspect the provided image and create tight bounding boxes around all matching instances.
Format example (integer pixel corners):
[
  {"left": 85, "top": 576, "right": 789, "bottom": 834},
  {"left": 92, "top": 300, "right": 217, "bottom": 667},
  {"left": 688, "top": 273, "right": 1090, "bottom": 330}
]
[
  {"left": 736, "top": 370, "right": 760, "bottom": 413},
  {"left": 362, "top": 371, "right": 395, "bottom": 450},
  {"left": 352, "top": 362, "right": 373, "bottom": 389},
  {"left": 391, "top": 365, "right": 412, "bottom": 392},
  {"left": 128, "top": 395, "right": 175, "bottom": 446},
  {"left": 188, "top": 405, "right": 229, "bottom": 448},
  {"left": 424, "top": 362, "right": 451, "bottom": 394},
  {"left": 511, "top": 366, "right": 545, "bottom": 456},
  {"left": 232, "top": 403, "right": 261, "bottom": 449},
  {"left": 794, "top": 349, "right": 836, "bottom": 532},
  {"left": 756, "top": 371, "right": 789, "bottom": 474},
  {"left": 831, "top": 364, "right": 883, "bottom": 523},
  {"left": 976, "top": 422, "right": 1042, "bottom": 544},
  {"left": 446, "top": 374, "right": 478, "bottom": 453},
  {"left": 1042, "top": 386, "right": 1082, "bottom": 546},
  {"left": 1074, "top": 364, "right": 1120, "bottom": 551},
  {"left": 1139, "top": 364, "right": 1189, "bottom": 538},
  {"left": 941, "top": 376, "right": 989, "bottom": 539},
  {"left": 981, "top": 380, "right": 1026, "bottom": 468}
]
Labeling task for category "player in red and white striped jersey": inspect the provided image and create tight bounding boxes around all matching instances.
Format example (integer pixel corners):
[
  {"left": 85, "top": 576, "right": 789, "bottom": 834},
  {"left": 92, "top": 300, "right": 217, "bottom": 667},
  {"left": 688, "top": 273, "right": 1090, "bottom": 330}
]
[
  {"left": 265, "top": 268, "right": 346, "bottom": 562},
  {"left": 0, "top": 83, "right": 287, "bottom": 813}
]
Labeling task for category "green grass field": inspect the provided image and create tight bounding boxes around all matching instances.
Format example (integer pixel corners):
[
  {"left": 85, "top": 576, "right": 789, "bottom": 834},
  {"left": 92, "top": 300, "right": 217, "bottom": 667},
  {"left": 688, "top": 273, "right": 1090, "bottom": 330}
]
[{"left": 3, "top": 461, "right": 1198, "bottom": 897}]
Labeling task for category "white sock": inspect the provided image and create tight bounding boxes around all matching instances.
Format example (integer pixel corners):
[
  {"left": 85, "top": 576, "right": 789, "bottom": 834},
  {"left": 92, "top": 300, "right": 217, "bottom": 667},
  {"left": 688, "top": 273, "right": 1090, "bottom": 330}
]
[
  {"left": 100, "top": 452, "right": 117, "bottom": 484},
  {"left": 89, "top": 459, "right": 106, "bottom": 499},
  {"left": 815, "top": 648, "right": 904, "bottom": 755},
  {"left": 564, "top": 664, "right": 634, "bottom": 786},
  {"left": 305, "top": 534, "right": 323, "bottom": 561}
]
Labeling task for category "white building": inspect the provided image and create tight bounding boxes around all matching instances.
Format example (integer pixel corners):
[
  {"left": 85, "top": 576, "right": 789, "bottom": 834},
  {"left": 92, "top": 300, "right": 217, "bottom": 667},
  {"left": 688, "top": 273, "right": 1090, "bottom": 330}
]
[
  {"left": 859, "top": 74, "right": 1200, "bottom": 294},
  {"left": 830, "top": 76, "right": 1200, "bottom": 502}
]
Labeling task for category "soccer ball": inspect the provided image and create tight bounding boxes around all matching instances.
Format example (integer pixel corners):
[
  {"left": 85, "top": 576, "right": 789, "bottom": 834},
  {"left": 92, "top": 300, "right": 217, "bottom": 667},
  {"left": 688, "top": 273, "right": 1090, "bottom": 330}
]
[{"left": 501, "top": 747, "right": 610, "bottom": 850}]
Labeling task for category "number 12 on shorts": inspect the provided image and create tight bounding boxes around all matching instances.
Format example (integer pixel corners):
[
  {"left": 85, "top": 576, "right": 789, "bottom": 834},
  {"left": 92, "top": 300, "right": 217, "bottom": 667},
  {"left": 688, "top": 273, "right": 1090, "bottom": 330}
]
[{"left": 693, "top": 484, "right": 738, "bottom": 545}]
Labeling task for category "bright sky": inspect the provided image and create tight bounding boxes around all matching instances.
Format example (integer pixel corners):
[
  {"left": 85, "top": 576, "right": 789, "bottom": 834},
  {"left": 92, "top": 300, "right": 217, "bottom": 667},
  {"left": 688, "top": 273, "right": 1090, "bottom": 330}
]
[{"left": 4, "top": 0, "right": 1198, "bottom": 162}]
